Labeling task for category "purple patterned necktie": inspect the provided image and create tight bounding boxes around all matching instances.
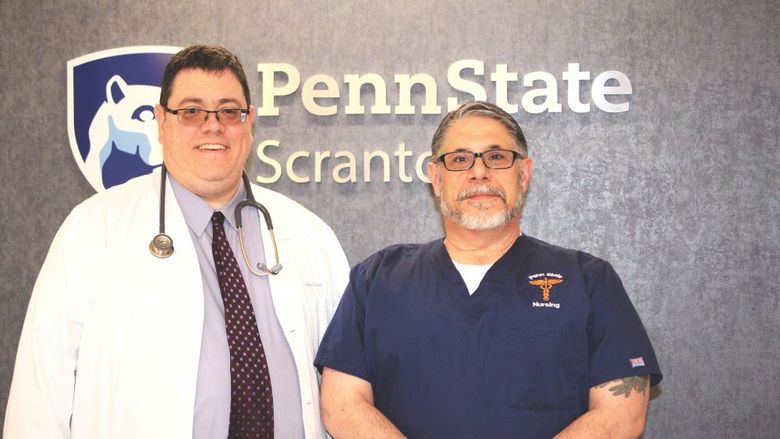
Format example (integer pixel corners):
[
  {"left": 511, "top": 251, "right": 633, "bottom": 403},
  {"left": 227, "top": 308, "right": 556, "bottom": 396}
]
[{"left": 211, "top": 211, "right": 274, "bottom": 439}]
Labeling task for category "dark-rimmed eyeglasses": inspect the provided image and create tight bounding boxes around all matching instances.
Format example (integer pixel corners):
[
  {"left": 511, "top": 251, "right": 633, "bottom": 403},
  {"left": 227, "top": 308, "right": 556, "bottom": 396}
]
[
  {"left": 163, "top": 106, "right": 249, "bottom": 126},
  {"left": 435, "top": 149, "right": 523, "bottom": 171}
]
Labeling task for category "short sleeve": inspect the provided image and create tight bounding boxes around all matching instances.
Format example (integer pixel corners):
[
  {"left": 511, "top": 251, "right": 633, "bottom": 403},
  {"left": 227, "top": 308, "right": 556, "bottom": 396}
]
[{"left": 584, "top": 256, "right": 663, "bottom": 387}]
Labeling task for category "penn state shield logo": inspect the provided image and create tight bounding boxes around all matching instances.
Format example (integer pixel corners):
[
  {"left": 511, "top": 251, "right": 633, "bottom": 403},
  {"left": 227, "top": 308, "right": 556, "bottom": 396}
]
[{"left": 67, "top": 46, "right": 180, "bottom": 191}]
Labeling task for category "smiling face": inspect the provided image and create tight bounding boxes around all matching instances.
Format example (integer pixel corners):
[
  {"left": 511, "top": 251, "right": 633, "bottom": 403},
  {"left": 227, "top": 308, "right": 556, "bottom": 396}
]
[
  {"left": 155, "top": 68, "right": 254, "bottom": 208},
  {"left": 428, "top": 116, "right": 533, "bottom": 232}
]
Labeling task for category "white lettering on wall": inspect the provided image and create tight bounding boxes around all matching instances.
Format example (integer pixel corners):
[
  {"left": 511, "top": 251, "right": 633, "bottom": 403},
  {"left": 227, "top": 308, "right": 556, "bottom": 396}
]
[
  {"left": 256, "top": 140, "right": 432, "bottom": 185},
  {"left": 257, "top": 60, "right": 632, "bottom": 116},
  {"left": 256, "top": 63, "right": 300, "bottom": 116}
]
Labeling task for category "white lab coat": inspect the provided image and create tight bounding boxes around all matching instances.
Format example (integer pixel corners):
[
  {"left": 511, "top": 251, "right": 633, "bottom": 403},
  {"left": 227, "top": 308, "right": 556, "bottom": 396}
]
[{"left": 4, "top": 169, "right": 350, "bottom": 439}]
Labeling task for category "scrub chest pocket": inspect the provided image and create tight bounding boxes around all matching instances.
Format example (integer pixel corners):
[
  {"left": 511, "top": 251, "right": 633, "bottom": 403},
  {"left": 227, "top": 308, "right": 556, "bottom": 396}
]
[{"left": 505, "top": 326, "right": 586, "bottom": 410}]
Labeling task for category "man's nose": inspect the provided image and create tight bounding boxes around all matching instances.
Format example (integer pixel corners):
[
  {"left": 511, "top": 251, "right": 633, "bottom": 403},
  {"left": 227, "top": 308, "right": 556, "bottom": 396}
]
[
  {"left": 201, "top": 111, "right": 224, "bottom": 132},
  {"left": 468, "top": 156, "right": 491, "bottom": 179}
]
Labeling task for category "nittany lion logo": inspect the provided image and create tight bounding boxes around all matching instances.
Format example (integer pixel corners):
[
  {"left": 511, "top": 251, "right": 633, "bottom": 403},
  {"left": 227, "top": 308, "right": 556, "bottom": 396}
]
[{"left": 67, "top": 46, "right": 180, "bottom": 191}]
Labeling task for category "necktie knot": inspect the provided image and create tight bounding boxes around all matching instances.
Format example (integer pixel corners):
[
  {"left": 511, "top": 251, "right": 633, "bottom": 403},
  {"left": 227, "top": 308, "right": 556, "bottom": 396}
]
[{"left": 212, "top": 211, "right": 226, "bottom": 226}]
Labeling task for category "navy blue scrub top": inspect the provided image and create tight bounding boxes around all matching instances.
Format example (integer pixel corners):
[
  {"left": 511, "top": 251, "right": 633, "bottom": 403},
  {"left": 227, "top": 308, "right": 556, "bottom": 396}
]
[{"left": 315, "top": 235, "right": 662, "bottom": 439}]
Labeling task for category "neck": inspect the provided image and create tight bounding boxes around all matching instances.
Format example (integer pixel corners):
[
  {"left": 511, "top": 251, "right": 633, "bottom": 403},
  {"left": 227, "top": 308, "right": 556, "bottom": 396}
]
[
  {"left": 202, "top": 181, "right": 242, "bottom": 210},
  {"left": 443, "top": 218, "right": 521, "bottom": 265}
]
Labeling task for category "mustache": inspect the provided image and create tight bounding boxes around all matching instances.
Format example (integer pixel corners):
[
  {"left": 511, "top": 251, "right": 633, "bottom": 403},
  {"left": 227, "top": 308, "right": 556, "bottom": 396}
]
[{"left": 456, "top": 184, "right": 507, "bottom": 202}]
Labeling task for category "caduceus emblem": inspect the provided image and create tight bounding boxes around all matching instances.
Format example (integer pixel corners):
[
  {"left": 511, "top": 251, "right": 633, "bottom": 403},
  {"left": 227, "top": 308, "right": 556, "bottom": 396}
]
[{"left": 529, "top": 277, "right": 564, "bottom": 301}]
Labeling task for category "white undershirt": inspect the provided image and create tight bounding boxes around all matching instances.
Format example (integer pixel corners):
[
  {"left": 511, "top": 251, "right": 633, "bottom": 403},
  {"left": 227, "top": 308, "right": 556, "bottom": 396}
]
[{"left": 452, "top": 260, "right": 494, "bottom": 295}]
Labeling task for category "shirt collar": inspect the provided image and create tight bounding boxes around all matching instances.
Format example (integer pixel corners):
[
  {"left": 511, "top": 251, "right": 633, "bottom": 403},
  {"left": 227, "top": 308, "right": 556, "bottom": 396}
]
[
  {"left": 168, "top": 173, "right": 246, "bottom": 237},
  {"left": 433, "top": 234, "right": 530, "bottom": 287}
]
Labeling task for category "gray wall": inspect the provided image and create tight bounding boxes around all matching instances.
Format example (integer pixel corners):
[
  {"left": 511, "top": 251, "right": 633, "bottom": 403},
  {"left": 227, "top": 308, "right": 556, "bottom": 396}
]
[{"left": 1, "top": 0, "right": 778, "bottom": 437}]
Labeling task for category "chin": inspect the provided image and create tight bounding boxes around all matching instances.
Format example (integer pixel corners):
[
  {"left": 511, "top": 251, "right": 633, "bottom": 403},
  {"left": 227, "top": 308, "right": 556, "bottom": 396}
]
[{"left": 195, "top": 167, "right": 240, "bottom": 182}]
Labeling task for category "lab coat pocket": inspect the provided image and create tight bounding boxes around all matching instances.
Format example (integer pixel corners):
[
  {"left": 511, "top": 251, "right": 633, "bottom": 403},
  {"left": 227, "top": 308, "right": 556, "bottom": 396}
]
[
  {"left": 302, "top": 281, "right": 326, "bottom": 312},
  {"left": 505, "top": 326, "right": 586, "bottom": 410}
]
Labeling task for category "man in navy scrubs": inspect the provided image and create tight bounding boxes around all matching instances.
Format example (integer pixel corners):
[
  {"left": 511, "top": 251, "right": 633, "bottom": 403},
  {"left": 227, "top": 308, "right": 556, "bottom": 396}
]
[{"left": 315, "top": 101, "right": 662, "bottom": 438}]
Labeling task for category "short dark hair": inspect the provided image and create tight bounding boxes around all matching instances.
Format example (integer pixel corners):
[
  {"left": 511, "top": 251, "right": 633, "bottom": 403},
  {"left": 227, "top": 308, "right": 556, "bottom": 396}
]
[
  {"left": 430, "top": 101, "right": 528, "bottom": 158},
  {"left": 159, "top": 45, "right": 251, "bottom": 107}
]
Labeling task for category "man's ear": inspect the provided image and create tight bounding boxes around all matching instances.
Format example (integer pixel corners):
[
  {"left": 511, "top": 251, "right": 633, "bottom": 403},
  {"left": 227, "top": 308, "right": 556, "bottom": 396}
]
[
  {"left": 520, "top": 157, "right": 533, "bottom": 193},
  {"left": 154, "top": 104, "right": 167, "bottom": 144},
  {"left": 428, "top": 160, "right": 442, "bottom": 197}
]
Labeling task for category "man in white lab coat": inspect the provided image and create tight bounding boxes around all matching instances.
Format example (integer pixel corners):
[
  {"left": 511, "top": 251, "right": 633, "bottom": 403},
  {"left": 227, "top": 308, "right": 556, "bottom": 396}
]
[{"left": 4, "top": 45, "right": 349, "bottom": 439}]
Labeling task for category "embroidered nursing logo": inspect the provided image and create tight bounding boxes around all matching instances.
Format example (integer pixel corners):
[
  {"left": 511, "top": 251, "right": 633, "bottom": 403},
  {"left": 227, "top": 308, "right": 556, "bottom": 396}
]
[
  {"left": 528, "top": 272, "right": 564, "bottom": 309},
  {"left": 528, "top": 273, "right": 563, "bottom": 301}
]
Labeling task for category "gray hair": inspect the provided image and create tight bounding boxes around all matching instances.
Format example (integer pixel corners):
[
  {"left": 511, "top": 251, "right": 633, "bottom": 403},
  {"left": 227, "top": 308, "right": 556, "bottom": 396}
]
[{"left": 430, "top": 101, "right": 528, "bottom": 158}]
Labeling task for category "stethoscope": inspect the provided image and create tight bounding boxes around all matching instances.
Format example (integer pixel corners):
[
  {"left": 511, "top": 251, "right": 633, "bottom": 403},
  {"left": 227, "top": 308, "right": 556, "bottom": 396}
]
[{"left": 149, "top": 165, "right": 283, "bottom": 275}]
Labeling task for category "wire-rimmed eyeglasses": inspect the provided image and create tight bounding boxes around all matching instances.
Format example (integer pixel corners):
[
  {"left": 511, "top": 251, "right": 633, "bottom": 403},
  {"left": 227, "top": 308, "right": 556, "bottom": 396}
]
[
  {"left": 163, "top": 106, "right": 249, "bottom": 126},
  {"left": 434, "top": 149, "right": 524, "bottom": 171}
]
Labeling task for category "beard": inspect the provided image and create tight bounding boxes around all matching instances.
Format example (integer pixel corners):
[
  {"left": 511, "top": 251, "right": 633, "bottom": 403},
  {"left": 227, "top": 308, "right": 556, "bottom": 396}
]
[{"left": 439, "top": 180, "right": 527, "bottom": 231}]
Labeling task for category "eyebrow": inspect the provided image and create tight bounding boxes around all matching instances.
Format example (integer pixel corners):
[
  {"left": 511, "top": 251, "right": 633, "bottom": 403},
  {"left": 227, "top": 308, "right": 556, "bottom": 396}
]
[
  {"left": 451, "top": 144, "right": 505, "bottom": 152},
  {"left": 173, "top": 97, "right": 246, "bottom": 108}
]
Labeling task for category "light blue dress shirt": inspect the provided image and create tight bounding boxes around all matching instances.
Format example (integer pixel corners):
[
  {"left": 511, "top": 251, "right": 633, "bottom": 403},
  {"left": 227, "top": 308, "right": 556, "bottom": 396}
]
[{"left": 169, "top": 176, "right": 305, "bottom": 439}]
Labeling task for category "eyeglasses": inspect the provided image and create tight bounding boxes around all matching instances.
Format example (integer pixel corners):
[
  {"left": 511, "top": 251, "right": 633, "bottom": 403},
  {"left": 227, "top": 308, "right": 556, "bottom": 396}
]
[
  {"left": 435, "top": 149, "right": 523, "bottom": 171},
  {"left": 163, "top": 106, "right": 249, "bottom": 126}
]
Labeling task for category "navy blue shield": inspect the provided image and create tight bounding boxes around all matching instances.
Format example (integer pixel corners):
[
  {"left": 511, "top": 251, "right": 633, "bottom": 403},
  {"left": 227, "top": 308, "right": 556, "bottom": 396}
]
[{"left": 67, "top": 46, "right": 180, "bottom": 191}]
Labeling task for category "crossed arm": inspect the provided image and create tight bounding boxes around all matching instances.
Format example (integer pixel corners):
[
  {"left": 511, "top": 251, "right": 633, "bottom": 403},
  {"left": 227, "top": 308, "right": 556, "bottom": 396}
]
[
  {"left": 554, "top": 375, "right": 650, "bottom": 438},
  {"left": 320, "top": 368, "right": 407, "bottom": 438},
  {"left": 320, "top": 368, "right": 650, "bottom": 439}
]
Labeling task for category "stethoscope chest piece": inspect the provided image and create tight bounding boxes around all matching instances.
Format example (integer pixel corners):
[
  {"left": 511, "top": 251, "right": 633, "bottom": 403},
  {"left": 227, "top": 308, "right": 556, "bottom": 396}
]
[{"left": 149, "top": 233, "right": 174, "bottom": 258}]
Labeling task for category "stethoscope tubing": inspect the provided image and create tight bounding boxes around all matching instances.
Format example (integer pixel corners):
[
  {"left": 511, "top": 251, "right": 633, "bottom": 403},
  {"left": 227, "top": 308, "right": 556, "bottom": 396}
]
[
  {"left": 148, "top": 166, "right": 174, "bottom": 258},
  {"left": 236, "top": 173, "right": 282, "bottom": 275},
  {"left": 149, "top": 165, "right": 282, "bottom": 276}
]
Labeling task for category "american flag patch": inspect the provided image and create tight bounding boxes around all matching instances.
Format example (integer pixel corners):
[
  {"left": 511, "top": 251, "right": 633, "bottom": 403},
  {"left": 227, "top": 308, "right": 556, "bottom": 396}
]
[{"left": 629, "top": 357, "right": 646, "bottom": 368}]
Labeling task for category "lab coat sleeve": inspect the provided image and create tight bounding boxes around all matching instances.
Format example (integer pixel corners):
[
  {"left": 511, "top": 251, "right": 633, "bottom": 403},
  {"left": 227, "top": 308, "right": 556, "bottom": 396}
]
[
  {"left": 4, "top": 206, "right": 94, "bottom": 439},
  {"left": 301, "top": 216, "right": 350, "bottom": 439}
]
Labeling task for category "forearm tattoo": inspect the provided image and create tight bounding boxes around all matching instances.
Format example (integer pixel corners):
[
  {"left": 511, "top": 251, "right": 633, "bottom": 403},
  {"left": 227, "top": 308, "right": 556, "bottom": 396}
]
[{"left": 596, "top": 376, "right": 648, "bottom": 398}]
